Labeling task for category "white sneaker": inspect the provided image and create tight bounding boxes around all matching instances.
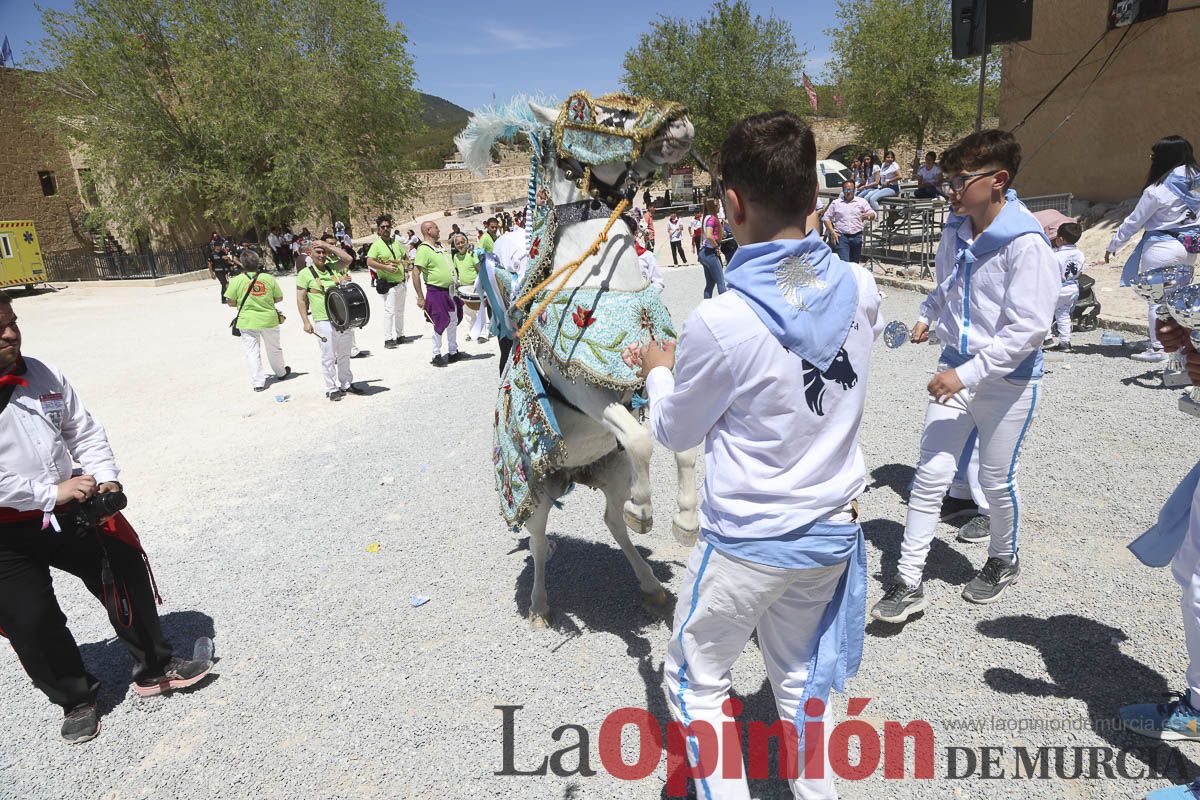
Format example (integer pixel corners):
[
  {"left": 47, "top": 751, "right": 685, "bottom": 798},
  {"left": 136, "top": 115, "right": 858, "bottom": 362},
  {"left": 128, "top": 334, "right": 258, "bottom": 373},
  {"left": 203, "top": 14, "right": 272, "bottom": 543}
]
[{"left": 1132, "top": 349, "right": 1166, "bottom": 363}]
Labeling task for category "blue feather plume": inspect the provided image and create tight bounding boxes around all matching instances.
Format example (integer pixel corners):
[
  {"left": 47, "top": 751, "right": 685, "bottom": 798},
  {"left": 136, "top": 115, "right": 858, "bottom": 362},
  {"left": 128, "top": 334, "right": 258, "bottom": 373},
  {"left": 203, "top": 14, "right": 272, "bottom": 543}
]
[{"left": 454, "top": 95, "right": 558, "bottom": 175}]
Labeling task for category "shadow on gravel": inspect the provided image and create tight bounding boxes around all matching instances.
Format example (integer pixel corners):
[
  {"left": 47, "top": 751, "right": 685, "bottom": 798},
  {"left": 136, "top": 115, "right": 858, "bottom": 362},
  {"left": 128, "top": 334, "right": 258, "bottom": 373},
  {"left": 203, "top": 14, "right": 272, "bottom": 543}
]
[
  {"left": 866, "top": 463, "right": 915, "bottom": 501},
  {"left": 862, "top": 518, "right": 975, "bottom": 590},
  {"left": 1121, "top": 370, "right": 1172, "bottom": 390},
  {"left": 977, "top": 614, "right": 1200, "bottom": 781},
  {"left": 352, "top": 380, "right": 391, "bottom": 396},
  {"left": 513, "top": 533, "right": 678, "bottom": 711},
  {"left": 79, "top": 610, "right": 217, "bottom": 716},
  {"left": 1067, "top": 343, "right": 1144, "bottom": 360}
]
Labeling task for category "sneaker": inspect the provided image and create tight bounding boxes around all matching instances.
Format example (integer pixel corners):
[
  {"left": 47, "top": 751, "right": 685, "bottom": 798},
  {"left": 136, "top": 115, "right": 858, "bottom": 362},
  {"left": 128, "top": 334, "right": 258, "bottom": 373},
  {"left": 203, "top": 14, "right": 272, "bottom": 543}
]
[
  {"left": 277, "top": 366, "right": 294, "bottom": 381},
  {"left": 133, "top": 655, "right": 213, "bottom": 698},
  {"left": 384, "top": 339, "right": 398, "bottom": 349},
  {"left": 962, "top": 556, "right": 1020, "bottom": 604},
  {"left": 870, "top": 581, "right": 928, "bottom": 623},
  {"left": 1148, "top": 777, "right": 1200, "bottom": 799},
  {"left": 940, "top": 495, "right": 978, "bottom": 522},
  {"left": 1044, "top": 341, "right": 1072, "bottom": 352},
  {"left": 351, "top": 350, "right": 369, "bottom": 359},
  {"left": 430, "top": 355, "right": 447, "bottom": 368},
  {"left": 327, "top": 390, "right": 344, "bottom": 402},
  {"left": 956, "top": 514, "right": 991, "bottom": 544},
  {"left": 1120, "top": 693, "right": 1200, "bottom": 741},
  {"left": 253, "top": 386, "right": 266, "bottom": 392},
  {"left": 1133, "top": 349, "right": 1167, "bottom": 362},
  {"left": 344, "top": 383, "right": 366, "bottom": 396},
  {"left": 60, "top": 703, "right": 100, "bottom": 744},
  {"left": 447, "top": 351, "right": 467, "bottom": 364}
]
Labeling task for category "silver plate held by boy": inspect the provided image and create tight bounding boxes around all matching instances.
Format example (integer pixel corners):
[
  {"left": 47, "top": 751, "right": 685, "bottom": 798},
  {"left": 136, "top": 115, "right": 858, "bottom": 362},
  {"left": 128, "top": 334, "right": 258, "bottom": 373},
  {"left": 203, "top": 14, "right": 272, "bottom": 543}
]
[
  {"left": 1166, "top": 284, "right": 1200, "bottom": 417},
  {"left": 883, "top": 320, "right": 910, "bottom": 349}
]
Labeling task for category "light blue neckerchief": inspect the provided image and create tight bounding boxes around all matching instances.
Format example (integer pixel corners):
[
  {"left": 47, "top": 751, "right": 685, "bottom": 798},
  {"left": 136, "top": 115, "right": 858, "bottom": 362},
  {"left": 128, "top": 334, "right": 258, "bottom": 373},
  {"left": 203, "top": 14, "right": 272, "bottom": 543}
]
[
  {"left": 1129, "top": 461, "right": 1200, "bottom": 567},
  {"left": 1121, "top": 170, "right": 1200, "bottom": 286},
  {"left": 940, "top": 190, "right": 1048, "bottom": 355},
  {"left": 723, "top": 232, "right": 858, "bottom": 372}
]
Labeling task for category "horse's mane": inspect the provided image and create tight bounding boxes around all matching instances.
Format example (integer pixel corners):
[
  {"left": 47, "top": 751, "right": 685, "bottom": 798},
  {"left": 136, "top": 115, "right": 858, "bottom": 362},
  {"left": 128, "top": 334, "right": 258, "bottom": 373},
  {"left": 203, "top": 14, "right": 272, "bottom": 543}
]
[{"left": 454, "top": 95, "right": 558, "bottom": 176}]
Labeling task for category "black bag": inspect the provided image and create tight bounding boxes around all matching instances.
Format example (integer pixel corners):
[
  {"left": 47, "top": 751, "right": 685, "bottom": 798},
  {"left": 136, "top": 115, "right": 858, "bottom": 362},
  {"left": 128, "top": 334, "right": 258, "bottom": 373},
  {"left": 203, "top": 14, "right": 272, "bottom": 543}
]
[
  {"left": 229, "top": 270, "right": 263, "bottom": 337},
  {"left": 373, "top": 237, "right": 403, "bottom": 294}
]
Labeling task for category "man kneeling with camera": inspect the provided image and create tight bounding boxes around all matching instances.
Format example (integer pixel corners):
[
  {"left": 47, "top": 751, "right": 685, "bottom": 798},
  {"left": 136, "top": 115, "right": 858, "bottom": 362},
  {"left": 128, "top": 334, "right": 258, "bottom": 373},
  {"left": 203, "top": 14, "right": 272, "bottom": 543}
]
[{"left": 0, "top": 291, "right": 211, "bottom": 744}]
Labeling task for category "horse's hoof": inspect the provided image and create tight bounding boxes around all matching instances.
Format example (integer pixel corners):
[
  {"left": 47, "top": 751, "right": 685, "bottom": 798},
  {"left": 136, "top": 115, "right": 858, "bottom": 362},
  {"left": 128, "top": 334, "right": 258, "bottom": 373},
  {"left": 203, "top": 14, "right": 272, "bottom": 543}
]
[
  {"left": 642, "top": 588, "right": 668, "bottom": 607},
  {"left": 671, "top": 521, "right": 699, "bottom": 547},
  {"left": 529, "top": 613, "right": 550, "bottom": 630},
  {"left": 624, "top": 509, "right": 653, "bottom": 534}
]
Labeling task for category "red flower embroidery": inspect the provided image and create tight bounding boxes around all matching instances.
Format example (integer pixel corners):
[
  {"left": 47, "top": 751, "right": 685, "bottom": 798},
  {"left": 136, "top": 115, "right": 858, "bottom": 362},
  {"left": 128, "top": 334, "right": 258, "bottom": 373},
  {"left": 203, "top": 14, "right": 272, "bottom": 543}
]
[
  {"left": 512, "top": 341, "right": 522, "bottom": 361},
  {"left": 530, "top": 237, "right": 540, "bottom": 260},
  {"left": 572, "top": 306, "right": 596, "bottom": 329}
]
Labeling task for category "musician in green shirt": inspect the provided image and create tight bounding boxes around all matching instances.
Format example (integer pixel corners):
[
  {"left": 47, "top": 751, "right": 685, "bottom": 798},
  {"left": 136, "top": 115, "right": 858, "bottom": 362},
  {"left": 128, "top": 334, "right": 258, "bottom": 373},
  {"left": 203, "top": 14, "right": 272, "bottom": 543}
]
[
  {"left": 366, "top": 214, "right": 410, "bottom": 349},
  {"left": 412, "top": 220, "right": 465, "bottom": 367},
  {"left": 296, "top": 239, "right": 362, "bottom": 401},
  {"left": 223, "top": 250, "right": 290, "bottom": 391}
]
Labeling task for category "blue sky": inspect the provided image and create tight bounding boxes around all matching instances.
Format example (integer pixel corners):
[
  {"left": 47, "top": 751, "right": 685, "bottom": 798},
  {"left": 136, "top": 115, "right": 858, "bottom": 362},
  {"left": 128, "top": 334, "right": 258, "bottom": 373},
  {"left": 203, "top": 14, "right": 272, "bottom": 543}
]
[{"left": 1, "top": 0, "right": 839, "bottom": 110}]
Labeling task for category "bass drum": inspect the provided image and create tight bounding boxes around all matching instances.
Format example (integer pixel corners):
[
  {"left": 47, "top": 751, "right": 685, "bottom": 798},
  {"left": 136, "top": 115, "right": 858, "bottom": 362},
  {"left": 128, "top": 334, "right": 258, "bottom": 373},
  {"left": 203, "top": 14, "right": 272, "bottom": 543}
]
[{"left": 326, "top": 282, "right": 371, "bottom": 332}]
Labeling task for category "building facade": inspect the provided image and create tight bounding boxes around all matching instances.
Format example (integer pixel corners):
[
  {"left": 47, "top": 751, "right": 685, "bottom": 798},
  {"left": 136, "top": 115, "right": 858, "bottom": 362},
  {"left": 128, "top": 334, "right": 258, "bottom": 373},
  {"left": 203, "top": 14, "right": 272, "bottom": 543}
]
[{"left": 999, "top": 0, "right": 1200, "bottom": 202}]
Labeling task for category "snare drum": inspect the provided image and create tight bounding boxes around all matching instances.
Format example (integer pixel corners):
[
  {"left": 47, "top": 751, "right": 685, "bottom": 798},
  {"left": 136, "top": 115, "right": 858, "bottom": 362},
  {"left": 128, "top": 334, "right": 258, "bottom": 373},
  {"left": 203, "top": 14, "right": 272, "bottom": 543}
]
[
  {"left": 326, "top": 282, "right": 371, "bottom": 332},
  {"left": 456, "top": 285, "right": 482, "bottom": 310}
]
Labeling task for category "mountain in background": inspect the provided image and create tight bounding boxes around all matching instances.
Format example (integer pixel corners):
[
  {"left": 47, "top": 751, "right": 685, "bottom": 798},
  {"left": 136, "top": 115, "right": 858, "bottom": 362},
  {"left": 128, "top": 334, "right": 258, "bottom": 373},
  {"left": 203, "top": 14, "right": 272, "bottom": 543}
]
[{"left": 409, "top": 92, "right": 471, "bottom": 169}]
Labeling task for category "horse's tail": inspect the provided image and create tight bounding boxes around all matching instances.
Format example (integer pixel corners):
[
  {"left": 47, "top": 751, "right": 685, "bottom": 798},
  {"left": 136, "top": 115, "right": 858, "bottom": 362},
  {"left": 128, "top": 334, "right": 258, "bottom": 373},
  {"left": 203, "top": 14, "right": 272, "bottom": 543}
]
[{"left": 455, "top": 95, "right": 558, "bottom": 176}]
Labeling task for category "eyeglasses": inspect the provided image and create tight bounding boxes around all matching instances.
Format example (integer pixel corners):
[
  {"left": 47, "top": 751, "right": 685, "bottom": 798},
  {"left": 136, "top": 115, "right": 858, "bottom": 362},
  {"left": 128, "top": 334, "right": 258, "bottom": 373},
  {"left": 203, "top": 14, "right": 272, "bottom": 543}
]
[{"left": 939, "top": 170, "right": 999, "bottom": 195}]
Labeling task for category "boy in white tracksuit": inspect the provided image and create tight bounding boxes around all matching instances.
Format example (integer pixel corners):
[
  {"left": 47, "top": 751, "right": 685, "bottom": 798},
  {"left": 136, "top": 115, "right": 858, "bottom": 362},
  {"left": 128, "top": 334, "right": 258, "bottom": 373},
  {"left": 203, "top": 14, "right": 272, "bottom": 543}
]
[
  {"left": 630, "top": 112, "right": 881, "bottom": 800},
  {"left": 872, "top": 130, "right": 1059, "bottom": 623},
  {"left": 1046, "top": 221, "right": 1085, "bottom": 351},
  {"left": 1121, "top": 318, "right": 1200, "bottom": 800}
]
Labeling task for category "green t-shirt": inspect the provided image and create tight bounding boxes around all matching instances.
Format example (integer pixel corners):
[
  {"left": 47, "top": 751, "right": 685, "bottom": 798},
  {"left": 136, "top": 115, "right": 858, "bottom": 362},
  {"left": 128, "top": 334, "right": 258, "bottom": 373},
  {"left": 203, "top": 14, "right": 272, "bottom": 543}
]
[
  {"left": 479, "top": 233, "right": 495, "bottom": 253},
  {"left": 367, "top": 237, "right": 407, "bottom": 284},
  {"left": 413, "top": 243, "right": 455, "bottom": 289},
  {"left": 296, "top": 261, "right": 341, "bottom": 322},
  {"left": 452, "top": 251, "right": 479, "bottom": 285},
  {"left": 224, "top": 271, "right": 282, "bottom": 329}
]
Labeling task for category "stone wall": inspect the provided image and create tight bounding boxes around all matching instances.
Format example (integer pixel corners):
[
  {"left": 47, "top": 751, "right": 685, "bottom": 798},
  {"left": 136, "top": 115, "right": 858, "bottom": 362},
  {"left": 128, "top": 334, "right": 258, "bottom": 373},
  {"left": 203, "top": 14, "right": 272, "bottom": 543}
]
[
  {"left": 0, "top": 68, "right": 94, "bottom": 255},
  {"left": 1000, "top": 0, "right": 1200, "bottom": 202}
]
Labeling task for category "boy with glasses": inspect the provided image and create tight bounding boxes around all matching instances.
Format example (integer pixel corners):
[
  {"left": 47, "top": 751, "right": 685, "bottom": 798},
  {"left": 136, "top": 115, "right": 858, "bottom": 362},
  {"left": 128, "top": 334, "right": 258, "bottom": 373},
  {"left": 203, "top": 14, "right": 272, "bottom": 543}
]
[{"left": 872, "top": 129, "right": 1059, "bottom": 623}]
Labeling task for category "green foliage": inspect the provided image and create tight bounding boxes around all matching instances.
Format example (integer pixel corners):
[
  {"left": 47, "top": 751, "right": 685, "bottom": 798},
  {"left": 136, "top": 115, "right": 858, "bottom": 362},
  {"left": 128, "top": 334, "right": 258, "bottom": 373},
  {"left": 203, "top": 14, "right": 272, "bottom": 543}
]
[
  {"left": 34, "top": 0, "right": 422, "bottom": 234},
  {"left": 825, "top": 0, "right": 999, "bottom": 152},
  {"left": 621, "top": 0, "right": 809, "bottom": 160},
  {"left": 408, "top": 93, "right": 471, "bottom": 170}
]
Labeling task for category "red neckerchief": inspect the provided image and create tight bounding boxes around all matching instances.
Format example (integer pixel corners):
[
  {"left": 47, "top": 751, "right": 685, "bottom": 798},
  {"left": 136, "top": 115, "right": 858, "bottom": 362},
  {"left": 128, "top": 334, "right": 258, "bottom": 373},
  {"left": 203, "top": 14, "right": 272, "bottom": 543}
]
[{"left": 0, "top": 357, "right": 27, "bottom": 388}]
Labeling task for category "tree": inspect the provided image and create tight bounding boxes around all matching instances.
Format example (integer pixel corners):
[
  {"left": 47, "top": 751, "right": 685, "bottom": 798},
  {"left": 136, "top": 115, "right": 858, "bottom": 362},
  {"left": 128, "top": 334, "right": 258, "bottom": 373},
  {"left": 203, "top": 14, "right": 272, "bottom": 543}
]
[
  {"left": 825, "top": 0, "right": 998, "bottom": 159},
  {"left": 621, "top": 0, "right": 808, "bottom": 161},
  {"left": 34, "top": 0, "right": 421, "bottom": 240}
]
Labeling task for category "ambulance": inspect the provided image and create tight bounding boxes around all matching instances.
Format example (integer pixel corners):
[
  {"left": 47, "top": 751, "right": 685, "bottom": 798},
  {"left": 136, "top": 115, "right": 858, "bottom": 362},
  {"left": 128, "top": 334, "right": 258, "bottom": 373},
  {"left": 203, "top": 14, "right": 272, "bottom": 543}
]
[{"left": 0, "top": 220, "right": 47, "bottom": 289}]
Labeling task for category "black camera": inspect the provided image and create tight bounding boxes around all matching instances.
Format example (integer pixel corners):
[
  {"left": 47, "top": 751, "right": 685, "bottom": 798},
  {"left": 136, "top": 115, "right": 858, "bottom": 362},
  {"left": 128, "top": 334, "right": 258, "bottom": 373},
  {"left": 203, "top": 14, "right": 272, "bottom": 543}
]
[{"left": 72, "top": 491, "right": 128, "bottom": 530}]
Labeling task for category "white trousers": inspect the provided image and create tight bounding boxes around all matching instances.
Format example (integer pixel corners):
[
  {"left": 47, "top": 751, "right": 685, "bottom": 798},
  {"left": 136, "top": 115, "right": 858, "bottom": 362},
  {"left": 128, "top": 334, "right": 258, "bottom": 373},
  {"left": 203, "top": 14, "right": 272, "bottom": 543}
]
[
  {"left": 382, "top": 282, "right": 407, "bottom": 341},
  {"left": 313, "top": 320, "right": 353, "bottom": 394},
  {"left": 1054, "top": 284, "right": 1079, "bottom": 345},
  {"left": 664, "top": 541, "right": 842, "bottom": 800},
  {"left": 1171, "top": 476, "right": 1200, "bottom": 708},
  {"left": 947, "top": 432, "right": 990, "bottom": 515},
  {"left": 1139, "top": 241, "right": 1197, "bottom": 350},
  {"left": 432, "top": 307, "right": 459, "bottom": 357},
  {"left": 240, "top": 327, "right": 286, "bottom": 389},
  {"left": 898, "top": 374, "right": 1040, "bottom": 587}
]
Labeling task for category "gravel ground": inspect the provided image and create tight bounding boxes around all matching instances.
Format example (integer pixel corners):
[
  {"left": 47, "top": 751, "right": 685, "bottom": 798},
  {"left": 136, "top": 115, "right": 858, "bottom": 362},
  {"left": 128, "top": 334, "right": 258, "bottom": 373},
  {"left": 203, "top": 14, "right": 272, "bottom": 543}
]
[{"left": 1, "top": 264, "right": 1196, "bottom": 800}]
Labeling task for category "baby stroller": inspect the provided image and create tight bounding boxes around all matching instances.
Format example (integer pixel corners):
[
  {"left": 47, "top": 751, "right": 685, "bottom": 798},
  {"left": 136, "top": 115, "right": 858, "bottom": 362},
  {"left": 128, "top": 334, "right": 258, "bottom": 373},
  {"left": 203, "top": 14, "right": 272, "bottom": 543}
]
[{"left": 1071, "top": 273, "right": 1102, "bottom": 331}]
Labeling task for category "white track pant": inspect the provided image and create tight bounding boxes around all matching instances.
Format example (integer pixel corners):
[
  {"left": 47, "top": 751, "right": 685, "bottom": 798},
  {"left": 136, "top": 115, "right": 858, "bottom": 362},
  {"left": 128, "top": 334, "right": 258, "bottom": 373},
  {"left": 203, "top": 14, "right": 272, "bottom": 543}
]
[
  {"left": 432, "top": 308, "right": 459, "bottom": 357},
  {"left": 1054, "top": 284, "right": 1079, "bottom": 345},
  {"left": 240, "top": 327, "right": 286, "bottom": 389},
  {"left": 1139, "top": 241, "right": 1196, "bottom": 350},
  {"left": 1171, "top": 475, "right": 1200, "bottom": 708},
  {"left": 897, "top": 374, "right": 1040, "bottom": 587},
  {"left": 947, "top": 432, "right": 990, "bottom": 515},
  {"left": 382, "top": 282, "right": 407, "bottom": 341},
  {"left": 313, "top": 320, "right": 353, "bottom": 394},
  {"left": 664, "top": 540, "right": 842, "bottom": 800}
]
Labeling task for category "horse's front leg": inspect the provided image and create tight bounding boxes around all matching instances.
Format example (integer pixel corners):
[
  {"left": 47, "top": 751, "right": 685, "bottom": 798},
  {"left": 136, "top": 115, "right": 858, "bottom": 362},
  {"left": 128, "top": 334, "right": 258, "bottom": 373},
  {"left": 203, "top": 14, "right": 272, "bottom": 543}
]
[
  {"left": 671, "top": 446, "right": 700, "bottom": 546},
  {"left": 525, "top": 493, "right": 555, "bottom": 629},
  {"left": 600, "top": 403, "right": 654, "bottom": 533}
]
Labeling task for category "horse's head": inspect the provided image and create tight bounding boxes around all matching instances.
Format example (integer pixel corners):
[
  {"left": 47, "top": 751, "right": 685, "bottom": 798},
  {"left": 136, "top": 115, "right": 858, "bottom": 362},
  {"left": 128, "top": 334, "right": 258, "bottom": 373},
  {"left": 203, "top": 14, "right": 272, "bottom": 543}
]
[{"left": 529, "top": 93, "right": 693, "bottom": 206}]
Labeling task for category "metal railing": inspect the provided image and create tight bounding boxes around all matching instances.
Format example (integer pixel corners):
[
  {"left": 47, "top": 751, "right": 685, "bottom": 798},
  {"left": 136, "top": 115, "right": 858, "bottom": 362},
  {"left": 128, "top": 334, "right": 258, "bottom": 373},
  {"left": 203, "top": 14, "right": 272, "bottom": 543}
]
[
  {"left": 1021, "top": 193, "right": 1074, "bottom": 216},
  {"left": 43, "top": 247, "right": 210, "bottom": 282}
]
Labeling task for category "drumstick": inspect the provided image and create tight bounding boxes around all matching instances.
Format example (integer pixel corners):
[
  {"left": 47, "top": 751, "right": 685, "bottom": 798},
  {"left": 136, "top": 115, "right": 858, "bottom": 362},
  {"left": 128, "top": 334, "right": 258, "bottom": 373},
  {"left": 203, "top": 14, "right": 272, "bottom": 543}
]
[{"left": 308, "top": 328, "right": 328, "bottom": 343}]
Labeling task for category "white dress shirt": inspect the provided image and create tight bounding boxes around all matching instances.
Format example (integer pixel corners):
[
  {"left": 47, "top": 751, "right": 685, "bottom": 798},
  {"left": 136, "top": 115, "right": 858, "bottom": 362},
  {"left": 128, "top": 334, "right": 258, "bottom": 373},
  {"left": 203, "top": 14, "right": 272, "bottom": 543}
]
[
  {"left": 917, "top": 216, "right": 1059, "bottom": 388},
  {"left": 0, "top": 357, "right": 119, "bottom": 512},
  {"left": 1108, "top": 166, "right": 1200, "bottom": 253},
  {"left": 638, "top": 248, "right": 664, "bottom": 290},
  {"left": 645, "top": 266, "right": 882, "bottom": 540}
]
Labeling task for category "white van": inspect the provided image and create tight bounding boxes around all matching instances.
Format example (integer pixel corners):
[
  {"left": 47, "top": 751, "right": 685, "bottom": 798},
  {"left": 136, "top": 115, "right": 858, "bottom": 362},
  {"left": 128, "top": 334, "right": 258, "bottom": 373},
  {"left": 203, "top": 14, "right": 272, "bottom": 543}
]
[{"left": 817, "top": 159, "right": 853, "bottom": 191}]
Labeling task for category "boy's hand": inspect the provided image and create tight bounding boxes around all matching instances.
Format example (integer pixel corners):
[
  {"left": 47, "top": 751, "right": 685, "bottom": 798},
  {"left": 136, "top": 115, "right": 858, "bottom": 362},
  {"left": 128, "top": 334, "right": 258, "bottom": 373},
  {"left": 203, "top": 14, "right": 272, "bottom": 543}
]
[
  {"left": 927, "top": 368, "right": 964, "bottom": 404},
  {"left": 629, "top": 339, "right": 676, "bottom": 379},
  {"left": 621, "top": 344, "right": 644, "bottom": 371},
  {"left": 1157, "top": 318, "right": 1189, "bottom": 351},
  {"left": 910, "top": 321, "right": 929, "bottom": 343}
]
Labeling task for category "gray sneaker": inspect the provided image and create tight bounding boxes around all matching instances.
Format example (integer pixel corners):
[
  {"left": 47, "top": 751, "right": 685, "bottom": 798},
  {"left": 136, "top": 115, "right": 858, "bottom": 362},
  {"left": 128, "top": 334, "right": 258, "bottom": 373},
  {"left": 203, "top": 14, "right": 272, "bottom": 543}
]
[
  {"left": 60, "top": 703, "right": 100, "bottom": 744},
  {"left": 962, "top": 556, "right": 1020, "bottom": 604},
  {"left": 871, "top": 581, "right": 928, "bottom": 623},
  {"left": 956, "top": 514, "right": 991, "bottom": 544}
]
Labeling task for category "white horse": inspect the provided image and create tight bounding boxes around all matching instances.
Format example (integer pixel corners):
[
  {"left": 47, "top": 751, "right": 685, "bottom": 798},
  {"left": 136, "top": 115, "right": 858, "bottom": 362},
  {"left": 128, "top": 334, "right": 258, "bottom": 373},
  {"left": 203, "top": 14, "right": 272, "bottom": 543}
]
[{"left": 461, "top": 95, "right": 701, "bottom": 628}]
